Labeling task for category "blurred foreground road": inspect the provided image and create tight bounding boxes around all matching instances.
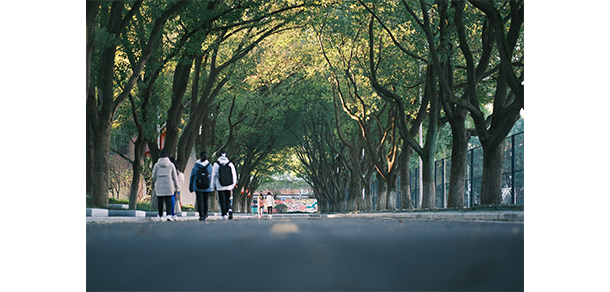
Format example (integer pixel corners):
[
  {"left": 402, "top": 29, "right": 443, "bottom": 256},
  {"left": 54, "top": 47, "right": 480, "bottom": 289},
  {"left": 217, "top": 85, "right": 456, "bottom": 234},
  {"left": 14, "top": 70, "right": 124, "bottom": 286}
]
[{"left": 87, "top": 218, "right": 523, "bottom": 291}]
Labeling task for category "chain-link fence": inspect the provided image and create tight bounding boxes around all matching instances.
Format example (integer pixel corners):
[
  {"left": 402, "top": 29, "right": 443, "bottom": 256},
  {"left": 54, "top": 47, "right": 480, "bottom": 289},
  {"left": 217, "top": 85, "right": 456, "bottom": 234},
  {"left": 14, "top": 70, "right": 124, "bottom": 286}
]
[
  {"left": 368, "top": 132, "right": 523, "bottom": 209},
  {"left": 403, "top": 132, "right": 524, "bottom": 208}
]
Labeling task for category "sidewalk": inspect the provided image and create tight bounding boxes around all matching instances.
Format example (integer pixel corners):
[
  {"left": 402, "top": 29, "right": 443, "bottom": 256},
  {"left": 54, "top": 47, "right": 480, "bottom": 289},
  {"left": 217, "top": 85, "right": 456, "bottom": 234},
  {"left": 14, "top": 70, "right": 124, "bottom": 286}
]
[{"left": 86, "top": 207, "right": 523, "bottom": 224}]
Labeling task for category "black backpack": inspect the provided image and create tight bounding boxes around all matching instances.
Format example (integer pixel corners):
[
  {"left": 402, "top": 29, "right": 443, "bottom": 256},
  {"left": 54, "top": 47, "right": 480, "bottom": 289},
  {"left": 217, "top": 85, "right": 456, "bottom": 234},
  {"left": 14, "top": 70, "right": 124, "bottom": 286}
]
[
  {"left": 195, "top": 164, "right": 210, "bottom": 189},
  {"left": 217, "top": 162, "right": 233, "bottom": 186}
]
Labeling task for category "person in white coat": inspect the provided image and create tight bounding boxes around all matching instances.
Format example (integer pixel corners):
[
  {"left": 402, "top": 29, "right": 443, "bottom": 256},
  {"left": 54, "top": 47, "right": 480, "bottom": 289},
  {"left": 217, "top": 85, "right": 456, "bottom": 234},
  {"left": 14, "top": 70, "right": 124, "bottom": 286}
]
[
  {"left": 265, "top": 192, "right": 275, "bottom": 219},
  {"left": 152, "top": 150, "right": 180, "bottom": 221},
  {"left": 211, "top": 150, "right": 237, "bottom": 220}
]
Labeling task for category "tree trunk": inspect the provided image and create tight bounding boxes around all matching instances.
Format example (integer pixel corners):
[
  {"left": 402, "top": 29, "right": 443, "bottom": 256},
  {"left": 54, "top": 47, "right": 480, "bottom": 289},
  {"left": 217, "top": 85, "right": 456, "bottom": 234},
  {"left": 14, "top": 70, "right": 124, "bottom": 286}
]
[
  {"left": 376, "top": 176, "right": 387, "bottom": 211},
  {"left": 128, "top": 135, "right": 146, "bottom": 210},
  {"left": 89, "top": 21, "right": 119, "bottom": 208},
  {"left": 346, "top": 189, "right": 355, "bottom": 212},
  {"left": 233, "top": 188, "right": 245, "bottom": 213},
  {"left": 386, "top": 172, "right": 398, "bottom": 211},
  {"left": 421, "top": 154, "right": 436, "bottom": 209},
  {"left": 86, "top": 102, "right": 95, "bottom": 198},
  {"left": 208, "top": 192, "right": 220, "bottom": 212},
  {"left": 399, "top": 144, "right": 413, "bottom": 210},
  {"left": 128, "top": 170, "right": 141, "bottom": 210},
  {"left": 127, "top": 57, "right": 159, "bottom": 209},
  {"left": 91, "top": 125, "right": 111, "bottom": 208},
  {"left": 363, "top": 176, "right": 373, "bottom": 212},
  {"left": 332, "top": 200, "right": 340, "bottom": 213},
  {"left": 85, "top": 2, "right": 98, "bottom": 198},
  {"left": 147, "top": 139, "right": 161, "bottom": 211},
  {"left": 337, "top": 200, "right": 345, "bottom": 213},
  {"left": 319, "top": 198, "right": 330, "bottom": 213},
  {"left": 447, "top": 110, "right": 470, "bottom": 208},
  {"left": 318, "top": 200, "right": 328, "bottom": 213},
  {"left": 151, "top": 190, "right": 158, "bottom": 212},
  {"left": 353, "top": 174, "right": 365, "bottom": 212},
  {"left": 420, "top": 68, "right": 439, "bottom": 210},
  {"left": 164, "top": 59, "right": 194, "bottom": 158},
  {"left": 480, "top": 140, "right": 505, "bottom": 205},
  {"left": 245, "top": 193, "right": 252, "bottom": 214},
  {"left": 345, "top": 175, "right": 357, "bottom": 212}
]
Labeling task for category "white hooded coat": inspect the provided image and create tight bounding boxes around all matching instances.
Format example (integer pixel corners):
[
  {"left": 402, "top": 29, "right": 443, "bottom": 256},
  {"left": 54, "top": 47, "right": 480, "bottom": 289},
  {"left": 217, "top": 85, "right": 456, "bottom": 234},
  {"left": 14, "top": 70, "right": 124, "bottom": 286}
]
[
  {"left": 211, "top": 154, "right": 237, "bottom": 191},
  {"left": 265, "top": 194, "right": 274, "bottom": 207},
  {"left": 152, "top": 157, "right": 179, "bottom": 196}
]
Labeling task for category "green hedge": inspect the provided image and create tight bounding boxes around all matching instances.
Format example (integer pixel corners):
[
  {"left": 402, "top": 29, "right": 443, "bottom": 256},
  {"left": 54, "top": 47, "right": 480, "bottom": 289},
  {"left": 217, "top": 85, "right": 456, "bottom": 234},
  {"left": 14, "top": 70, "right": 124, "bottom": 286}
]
[{"left": 86, "top": 196, "right": 153, "bottom": 211}]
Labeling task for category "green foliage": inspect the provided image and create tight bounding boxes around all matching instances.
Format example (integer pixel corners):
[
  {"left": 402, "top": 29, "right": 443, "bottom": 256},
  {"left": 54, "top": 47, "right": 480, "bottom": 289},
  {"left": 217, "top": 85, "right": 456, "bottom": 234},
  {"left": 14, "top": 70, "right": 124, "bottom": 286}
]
[
  {"left": 259, "top": 172, "right": 310, "bottom": 193},
  {"left": 86, "top": 196, "right": 154, "bottom": 211},
  {"left": 96, "top": 0, "right": 523, "bottom": 210},
  {"left": 86, "top": 195, "right": 95, "bottom": 209},
  {"left": 109, "top": 197, "right": 129, "bottom": 205},
  {"left": 94, "top": 26, "right": 118, "bottom": 50}
]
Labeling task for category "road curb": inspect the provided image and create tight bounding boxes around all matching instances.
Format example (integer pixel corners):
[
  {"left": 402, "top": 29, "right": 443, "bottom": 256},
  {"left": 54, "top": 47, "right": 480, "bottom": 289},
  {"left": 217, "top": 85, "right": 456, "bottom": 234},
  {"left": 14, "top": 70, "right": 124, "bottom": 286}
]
[{"left": 326, "top": 211, "right": 524, "bottom": 222}]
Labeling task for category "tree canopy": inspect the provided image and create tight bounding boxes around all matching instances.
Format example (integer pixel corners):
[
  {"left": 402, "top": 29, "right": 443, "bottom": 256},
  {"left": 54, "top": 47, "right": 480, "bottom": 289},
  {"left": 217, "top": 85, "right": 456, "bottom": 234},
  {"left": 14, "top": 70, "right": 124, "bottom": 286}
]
[{"left": 87, "top": 0, "right": 524, "bottom": 212}]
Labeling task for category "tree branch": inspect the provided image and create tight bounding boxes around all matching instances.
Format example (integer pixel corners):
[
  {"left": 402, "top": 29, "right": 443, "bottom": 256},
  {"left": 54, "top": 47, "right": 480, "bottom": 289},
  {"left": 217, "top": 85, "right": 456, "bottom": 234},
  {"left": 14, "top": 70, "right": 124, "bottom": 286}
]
[{"left": 356, "top": 0, "right": 427, "bottom": 63}]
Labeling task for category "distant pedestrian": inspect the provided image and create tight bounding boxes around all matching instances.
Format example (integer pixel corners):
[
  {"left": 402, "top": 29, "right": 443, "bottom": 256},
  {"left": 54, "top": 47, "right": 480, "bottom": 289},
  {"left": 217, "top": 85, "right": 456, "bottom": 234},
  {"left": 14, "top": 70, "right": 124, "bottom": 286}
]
[
  {"left": 152, "top": 150, "right": 180, "bottom": 221},
  {"left": 258, "top": 193, "right": 265, "bottom": 219},
  {"left": 169, "top": 157, "right": 185, "bottom": 221},
  {"left": 189, "top": 150, "right": 214, "bottom": 221},
  {"left": 211, "top": 150, "right": 237, "bottom": 220},
  {"left": 265, "top": 192, "right": 274, "bottom": 218}
]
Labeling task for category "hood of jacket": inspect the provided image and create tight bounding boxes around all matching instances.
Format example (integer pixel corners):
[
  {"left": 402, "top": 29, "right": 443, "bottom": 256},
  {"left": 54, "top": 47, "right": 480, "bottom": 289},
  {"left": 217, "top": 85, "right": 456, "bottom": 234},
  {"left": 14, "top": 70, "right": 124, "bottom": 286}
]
[
  {"left": 217, "top": 155, "right": 230, "bottom": 165},
  {"left": 157, "top": 157, "right": 172, "bottom": 167},
  {"left": 197, "top": 159, "right": 210, "bottom": 167}
]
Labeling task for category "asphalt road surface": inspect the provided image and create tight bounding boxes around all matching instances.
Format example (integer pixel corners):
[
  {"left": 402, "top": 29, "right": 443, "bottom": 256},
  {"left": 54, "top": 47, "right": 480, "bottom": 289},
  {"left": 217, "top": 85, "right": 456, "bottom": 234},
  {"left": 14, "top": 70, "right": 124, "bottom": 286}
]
[{"left": 87, "top": 217, "right": 524, "bottom": 291}]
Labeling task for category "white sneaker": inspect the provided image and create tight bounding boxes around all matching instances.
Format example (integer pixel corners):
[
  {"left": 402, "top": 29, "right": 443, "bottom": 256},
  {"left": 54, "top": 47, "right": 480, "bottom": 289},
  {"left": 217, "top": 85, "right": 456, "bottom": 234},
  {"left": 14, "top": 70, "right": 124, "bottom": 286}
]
[
  {"left": 171, "top": 215, "right": 177, "bottom": 221},
  {"left": 157, "top": 215, "right": 164, "bottom": 222},
  {"left": 167, "top": 216, "right": 174, "bottom": 221},
  {"left": 222, "top": 215, "right": 228, "bottom": 220}
]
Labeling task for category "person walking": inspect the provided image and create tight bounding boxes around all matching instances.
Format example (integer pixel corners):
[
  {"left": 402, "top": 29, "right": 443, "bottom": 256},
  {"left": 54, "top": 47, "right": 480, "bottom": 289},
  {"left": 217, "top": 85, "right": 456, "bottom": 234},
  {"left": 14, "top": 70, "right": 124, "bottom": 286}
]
[
  {"left": 169, "top": 157, "right": 185, "bottom": 221},
  {"left": 152, "top": 150, "right": 180, "bottom": 221},
  {"left": 211, "top": 150, "right": 237, "bottom": 220},
  {"left": 189, "top": 150, "right": 214, "bottom": 221},
  {"left": 258, "top": 193, "right": 265, "bottom": 219},
  {"left": 265, "top": 192, "right": 274, "bottom": 219}
]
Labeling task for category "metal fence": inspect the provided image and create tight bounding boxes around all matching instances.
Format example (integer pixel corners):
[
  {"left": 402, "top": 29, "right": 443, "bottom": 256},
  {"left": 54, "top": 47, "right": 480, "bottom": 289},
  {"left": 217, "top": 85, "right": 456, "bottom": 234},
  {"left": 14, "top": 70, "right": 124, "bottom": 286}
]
[{"left": 374, "top": 132, "right": 524, "bottom": 209}]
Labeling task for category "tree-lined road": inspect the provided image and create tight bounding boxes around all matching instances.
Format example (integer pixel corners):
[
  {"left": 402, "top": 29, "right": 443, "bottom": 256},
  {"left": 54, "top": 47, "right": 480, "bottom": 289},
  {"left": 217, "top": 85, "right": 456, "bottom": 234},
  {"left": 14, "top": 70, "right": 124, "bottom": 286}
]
[{"left": 87, "top": 218, "right": 523, "bottom": 291}]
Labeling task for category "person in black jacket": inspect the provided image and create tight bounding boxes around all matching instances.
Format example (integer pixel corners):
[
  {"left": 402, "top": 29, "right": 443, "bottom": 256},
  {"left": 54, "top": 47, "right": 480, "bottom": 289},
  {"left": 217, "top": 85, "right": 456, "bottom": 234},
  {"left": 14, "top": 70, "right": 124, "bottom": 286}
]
[{"left": 189, "top": 150, "right": 214, "bottom": 221}]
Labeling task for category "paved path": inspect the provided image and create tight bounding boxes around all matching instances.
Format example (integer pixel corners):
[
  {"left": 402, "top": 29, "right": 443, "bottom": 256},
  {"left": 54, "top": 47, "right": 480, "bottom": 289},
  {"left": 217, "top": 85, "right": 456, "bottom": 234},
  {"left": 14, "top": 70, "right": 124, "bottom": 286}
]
[{"left": 87, "top": 216, "right": 524, "bottom": 291}]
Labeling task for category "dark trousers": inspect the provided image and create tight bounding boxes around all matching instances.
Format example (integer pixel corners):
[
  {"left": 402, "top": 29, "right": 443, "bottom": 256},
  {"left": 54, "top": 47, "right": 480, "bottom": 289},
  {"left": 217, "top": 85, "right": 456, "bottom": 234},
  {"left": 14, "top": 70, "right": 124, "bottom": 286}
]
[
  {"left": 196, "top": 192, "right": 210, "bottom": 219},
  {"left": 218, "top": 190, "right": 232, "bottom": 216},
  {"left": 157, "top": 195, "right": 172, "bottom": 217}
]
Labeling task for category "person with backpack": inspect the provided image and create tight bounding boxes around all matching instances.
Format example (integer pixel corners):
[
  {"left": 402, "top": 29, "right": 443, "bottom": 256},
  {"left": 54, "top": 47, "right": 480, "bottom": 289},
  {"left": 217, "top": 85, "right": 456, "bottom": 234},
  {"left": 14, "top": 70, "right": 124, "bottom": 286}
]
[
  {"left": 211, "top": 150, "right": 237, "bottom": 220},
  {"left": 152, "top": 150, "right": 180, "bottom": 221},
  {"left": 189, "top": 150, "right": 214, "bottom": 221}
]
